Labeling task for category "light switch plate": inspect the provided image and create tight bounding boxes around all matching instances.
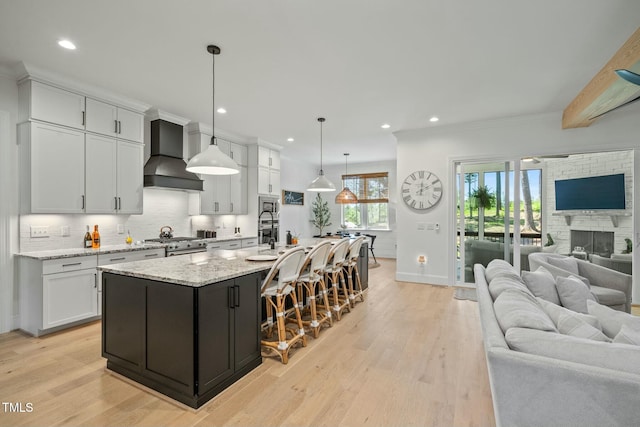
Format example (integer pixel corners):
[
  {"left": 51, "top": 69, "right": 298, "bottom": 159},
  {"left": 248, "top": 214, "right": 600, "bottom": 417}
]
[
  {"left": 30, "top": 225, "right": 49, "bottom": 238},
  {"left": 60, "top": 226, "right": 70, "bottom": 237}
]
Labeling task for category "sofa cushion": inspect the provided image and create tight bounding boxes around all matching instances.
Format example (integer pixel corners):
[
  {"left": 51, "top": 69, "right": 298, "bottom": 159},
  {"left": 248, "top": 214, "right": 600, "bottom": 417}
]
[
  {"left": 556, "top": 275, "right": 597, "bottom": 313},
  {"left": 613, "top": 324, "right": 640, "bottom": 346},
  {"left": 485, "top": 259, "right": 520, "bottom": 283},
  {"left": 493, "top": 288, "right": 557, "bottom": 334},
  {"left": 521, "top": 267, "right": 560, "bottom": 305},
  {"left": 488, "top": 276, "right": 531, "bottom": 301},
  {"left": 611, "top": 253, "right": 632, "bottom": 262},
  {"left": 547, "top": 256, "right": 580, "bottom": 275},
  {"left": 505, "top": 327, "right": 640, "bottom": 376},
  {"left": 557, "top": 313, "right": 610, "bottom": 342},
  {"left": 587, "top": 300, "right": 640, "bottom": 338},
  {"left": 589, "top": 285, "right": 627, "bottom": 307},
  {"left": 536, "top": 297, "right": 602, "bottom": 331}
]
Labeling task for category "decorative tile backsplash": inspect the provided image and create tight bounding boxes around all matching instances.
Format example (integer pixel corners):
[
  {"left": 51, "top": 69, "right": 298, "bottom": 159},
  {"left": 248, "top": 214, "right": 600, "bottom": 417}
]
[{"left": 19, "top": 188, "right": 243, "bottom": 252}]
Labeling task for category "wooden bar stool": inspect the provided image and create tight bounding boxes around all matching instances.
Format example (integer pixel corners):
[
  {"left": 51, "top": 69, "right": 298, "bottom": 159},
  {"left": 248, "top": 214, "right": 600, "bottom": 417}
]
[
  {"left": 294, "top": 241, "right": 333, "bottom": 338},
  {"left": 323, "top": 238, "right": 351, "bottom": 321},
  {"left": 261, "top": 246, "right": 307, "bottom": 364},
  {"left": 344, "top": 236, "right": 366, "bottom": 307}
]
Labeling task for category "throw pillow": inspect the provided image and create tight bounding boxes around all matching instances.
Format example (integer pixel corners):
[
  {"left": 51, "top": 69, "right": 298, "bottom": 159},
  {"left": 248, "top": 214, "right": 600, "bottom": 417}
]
[
  {"left": 587, "top": 299, "right": 640, "bottom": 338},
  {"left": 547, "top": 256, "right": 580, "bottom": 275},
  {"left": 493, "top": 288, "right": 557, "bottom": 334},
  {"left": 536, "top": 297, "right": 602, "bottom": 331},
  {"left": 557, "top": 313, "right": 610, "bottom": 342},
  {"left": 521, "top": 267, "right": 560, "bottom": 305},
  {"left": 485, "top": 259, "right": 519, "bottom": 283},
  {"left": 555, "top": 275, "right": 596, "bottom": 313},
  {"left": 613, "top": 324, "right": 640, "bottom": 346}
]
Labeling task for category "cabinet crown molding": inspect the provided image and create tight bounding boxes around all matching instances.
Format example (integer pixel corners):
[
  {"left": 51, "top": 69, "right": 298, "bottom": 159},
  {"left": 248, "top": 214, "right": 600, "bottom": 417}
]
[
  {"left": 146, "top": 109, "right": 190, "bottom": 126},
  {"left": 15, "top": 62, "right": 151, "bottom": 113}
]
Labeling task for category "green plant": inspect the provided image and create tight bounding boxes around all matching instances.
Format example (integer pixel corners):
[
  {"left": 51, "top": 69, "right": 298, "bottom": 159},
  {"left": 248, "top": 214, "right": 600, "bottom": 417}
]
[
  {"left": 622, "top": 237, "right": 633, "bottom": 254},
  {"left": 311, "top": 194, "right": 332, "bottom": 235},
  {"left": 545, "top": 233, "right": 555, "bottom": 247},
  {"left": 470, "top": 185, "right": 496, "bottom": 210}
]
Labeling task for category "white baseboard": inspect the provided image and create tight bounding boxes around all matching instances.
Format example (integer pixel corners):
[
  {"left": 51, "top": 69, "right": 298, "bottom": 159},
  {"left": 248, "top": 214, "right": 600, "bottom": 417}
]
[{"left": 395, "top": 272, "right": 449, "bottom": 286}]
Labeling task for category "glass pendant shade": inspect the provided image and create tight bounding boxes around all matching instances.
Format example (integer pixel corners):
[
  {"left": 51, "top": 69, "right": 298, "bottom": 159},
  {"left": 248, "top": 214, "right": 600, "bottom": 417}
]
[
  {"left": 186, "top": 138, "right": 240, "bottom": 175},
  {"left": 186, "top": 44, "right": 239, "bottom": 176},
  {"left": 335, "top": 152, "right": 357, "bottom": 203},
  {"left": 307, "top": 117, "right": 336, "bottom": 192}
]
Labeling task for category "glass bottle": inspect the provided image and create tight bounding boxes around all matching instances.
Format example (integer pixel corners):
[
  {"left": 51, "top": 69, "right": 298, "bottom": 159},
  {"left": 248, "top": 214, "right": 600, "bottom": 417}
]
[
  {"left": 92, "top": 225, "right": 101, "bottom": 249},
  {"left": 84, "top": 225, "right": 93, "bottom": 249}
]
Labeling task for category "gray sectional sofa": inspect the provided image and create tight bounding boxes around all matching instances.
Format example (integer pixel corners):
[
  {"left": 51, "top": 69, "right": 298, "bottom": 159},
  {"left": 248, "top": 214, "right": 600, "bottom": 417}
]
[
  {"left": 475, "top": 260, "right": 640, "bottom": 427},
  {"left": 590, "top": 253, "right": 632, "bottom": 275},
  {"left": 529, "top": 252, "right": 631, "bottom": 312}
]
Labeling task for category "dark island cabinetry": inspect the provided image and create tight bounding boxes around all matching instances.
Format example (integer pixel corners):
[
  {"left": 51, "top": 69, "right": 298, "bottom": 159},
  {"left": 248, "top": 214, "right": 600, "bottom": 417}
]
[{"left": 102, "top": 272, "right": 262, "bottom": 408}]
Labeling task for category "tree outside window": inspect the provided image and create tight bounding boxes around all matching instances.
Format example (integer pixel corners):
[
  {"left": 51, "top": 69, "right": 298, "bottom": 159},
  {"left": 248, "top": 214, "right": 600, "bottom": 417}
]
[{"left": 341, "top": 172, "right": 389, "bottom": 230}]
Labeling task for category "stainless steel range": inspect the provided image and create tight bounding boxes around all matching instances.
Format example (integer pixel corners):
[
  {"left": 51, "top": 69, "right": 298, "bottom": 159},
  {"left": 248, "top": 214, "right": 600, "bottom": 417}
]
[{"left": 145, "top": 237, "right": 208, "bottom": 256}]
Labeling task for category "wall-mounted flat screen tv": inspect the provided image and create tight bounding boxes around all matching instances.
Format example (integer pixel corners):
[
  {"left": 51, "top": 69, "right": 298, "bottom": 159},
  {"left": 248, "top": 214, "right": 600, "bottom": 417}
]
[{"left": 555, "top": 173, "right": 626, "bottom": 211}]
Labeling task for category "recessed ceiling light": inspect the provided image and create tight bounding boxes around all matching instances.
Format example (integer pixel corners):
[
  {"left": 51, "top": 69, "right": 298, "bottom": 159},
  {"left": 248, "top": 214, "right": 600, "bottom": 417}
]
[
  {"left": 58, "top": 39, "right": 76, "bottom": 50},
  {"left": 381, "top": 123, "right": 391, "bottom": 129},
  {"left": 287, "top": 138, "right": 294, "bottom": 142},
  {"left": 429, "top": 116, "right": 439, "bottom": 122},
  {"left": 216, "top": 107, "right": 227, "bottom": 114}
]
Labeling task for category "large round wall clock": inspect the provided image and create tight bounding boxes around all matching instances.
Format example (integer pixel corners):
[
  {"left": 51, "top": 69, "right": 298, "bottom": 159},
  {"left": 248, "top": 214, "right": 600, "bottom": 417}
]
[{"left": 401, "top": 170, "right": 443, "bottom": 210}]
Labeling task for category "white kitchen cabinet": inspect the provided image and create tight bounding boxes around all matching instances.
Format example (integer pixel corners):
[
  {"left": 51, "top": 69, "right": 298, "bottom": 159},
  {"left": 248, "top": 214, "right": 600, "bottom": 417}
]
[
  {"left": 241, "top": 237, "right": 258, "bottom": 248},
  {"left": 207, "top": 240, "right": 242, "bottom": 251},
  {"left": 229, "top": 142, "right": 248, "bottom": 166},
  {"left": 116, "top": 140, "right": 144, "bottom": 214},
  {"left": 85, "top": 133, "right": 117, "bottom": 213},
  {"left": 253, "top": 145, "right": 281, "bottom": 197},
  {"left": 85, "top": 98, "right": 144, "bottom": 143},
  {"left": 258, "top": 146, "right": 280, "bottom": 170},
  {"left": 19, "top": 122, "right": 86, "bottom": 213},
  {"left": 258, "top": 166, "right": 280, "bottom": 196},
  {"left": 20, "top": 255, "right": 98, "bottom": 336},
  {"left": 20, "top": 80, "right": 86, "bottom": 130},
  {"left": 229, "top": 166, "right": 247, "bottom": 214}
]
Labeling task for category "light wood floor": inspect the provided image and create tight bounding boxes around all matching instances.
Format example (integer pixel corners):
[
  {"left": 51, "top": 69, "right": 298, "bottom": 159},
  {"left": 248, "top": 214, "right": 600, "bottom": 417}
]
[{"left": 0, "top": 259, "right": 495, "bottom": 427}]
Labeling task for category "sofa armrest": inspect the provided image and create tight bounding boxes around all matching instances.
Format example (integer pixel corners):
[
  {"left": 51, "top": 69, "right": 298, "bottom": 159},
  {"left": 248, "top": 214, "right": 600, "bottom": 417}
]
[{"left": 487, "top": 347, "right": 640, "bottom": 427}]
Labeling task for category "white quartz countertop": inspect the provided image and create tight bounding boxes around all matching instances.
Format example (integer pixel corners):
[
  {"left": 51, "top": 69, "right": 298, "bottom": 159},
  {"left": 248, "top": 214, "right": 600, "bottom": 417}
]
[
  {"left": 99, "top": 247, "right": 280, "bottom": 287},
  {"left": 16, "top": 243, "right": 167, "bottom": 260}
]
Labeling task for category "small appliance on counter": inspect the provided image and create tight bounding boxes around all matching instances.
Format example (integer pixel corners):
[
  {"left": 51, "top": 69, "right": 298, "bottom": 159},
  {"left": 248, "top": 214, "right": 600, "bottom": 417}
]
[{"left": 196, "top": 230, "right": 217, "bottom": 238}]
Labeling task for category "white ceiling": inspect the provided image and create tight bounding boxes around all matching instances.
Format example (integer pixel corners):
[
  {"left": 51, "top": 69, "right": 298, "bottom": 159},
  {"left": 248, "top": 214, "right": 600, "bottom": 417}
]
[{"left": 0, "top": 1, "right": 638, "bottom": 165}]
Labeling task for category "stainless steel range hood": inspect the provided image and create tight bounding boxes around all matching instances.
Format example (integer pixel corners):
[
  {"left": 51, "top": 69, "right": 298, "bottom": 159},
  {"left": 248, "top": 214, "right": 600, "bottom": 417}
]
[{"left": 144, "top": 119, "right": 203, "bottom": 191}]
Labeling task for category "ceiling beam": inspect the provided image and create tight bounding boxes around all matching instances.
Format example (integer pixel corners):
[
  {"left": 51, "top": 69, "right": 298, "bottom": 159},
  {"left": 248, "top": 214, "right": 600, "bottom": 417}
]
[{"left": 562, "top": 27, "right": 640, "bottom": 129}]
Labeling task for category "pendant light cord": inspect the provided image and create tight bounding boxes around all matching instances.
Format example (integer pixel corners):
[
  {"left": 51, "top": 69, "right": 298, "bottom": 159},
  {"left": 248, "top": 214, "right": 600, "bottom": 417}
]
[{"left": 211, "top": 48, "right": 216, "bottom": 146}]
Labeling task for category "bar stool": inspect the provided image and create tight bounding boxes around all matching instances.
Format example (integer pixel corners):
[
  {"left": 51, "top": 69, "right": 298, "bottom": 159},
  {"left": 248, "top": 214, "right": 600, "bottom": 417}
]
[
  {"left": 261, "top": 246, "right": 307, "bottom": 364},
  {"left": 294, "top": 241, "right": 334, "bottom": 338},
  {"left": 344, "top": 236, "right": 366, "bottom": 306},
  {"left": 365, "top": 234, "right": 378, "bottom": 263},
  {"left": 323, "top": 237, "right": 351, "bottom": 321}
]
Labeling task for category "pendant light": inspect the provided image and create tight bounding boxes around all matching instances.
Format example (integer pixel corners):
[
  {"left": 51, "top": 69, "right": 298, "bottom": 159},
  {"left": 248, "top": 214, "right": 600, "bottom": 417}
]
[
  {"left": 186, "top": 45, "right": 239, "bottom": 175},
  {"left": 307, "top": 117, "right": 336, "bottom": 192},
  {"left": 335, "top": 153, "right": 358, "bottom": 204}
]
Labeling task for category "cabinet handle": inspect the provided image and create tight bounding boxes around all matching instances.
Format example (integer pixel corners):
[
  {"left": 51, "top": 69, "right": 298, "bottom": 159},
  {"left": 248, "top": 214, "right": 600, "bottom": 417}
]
[
  {"left": 228, "top": 287, "right": 234, "bottom": 309},
  {"left": 82, "top": 111, "right": 85, "bottom": 126},
  {"left": 118, "top": 121, "right": 122, "bottom": 134},
  {"left": 269, "top": 157, "right": 272, "bottom": 166},
  {"left": 94, "top": 273, "right": 97, "bottom": 288},
  {"left": 234, "top": 285, "right": 240, "bottom": 307},
  {"left": 109, "top": 257, "right": 126, "bottom": 262},
  {"left": 215, "top": 202, "right": 219, "bottom": 212},
  {"left": 62, "top": 262, "right": 82, "bottom": 268},
  {"left": 230, "top": 202, "right": 233, "bottom": 212},
  {"left": 81, "top": 195, "right": 85, "bottom": 210},
  {"left": 269, "top": 184, "right": 272, "bottom": 193},
  {"left": 114, "top": 120, "right": 118, "bottom": 133},
  {"left": 114, "top": 196, "right": 118, "bottom": 210},
  {"left": 118, "top": 197, "right": 122, "bottom": 210},
  {"left": 144, "top": 253, "right": 159, "bottom": 258}
]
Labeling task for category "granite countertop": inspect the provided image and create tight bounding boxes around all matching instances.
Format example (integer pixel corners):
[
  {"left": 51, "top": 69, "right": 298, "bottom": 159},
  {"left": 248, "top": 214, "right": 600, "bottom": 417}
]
[
  {"left": 99, "top": 247, "right": 281, "bottom": 287},
  {"left": 16, "top": 243, "right": 167, "bottom": 260}
]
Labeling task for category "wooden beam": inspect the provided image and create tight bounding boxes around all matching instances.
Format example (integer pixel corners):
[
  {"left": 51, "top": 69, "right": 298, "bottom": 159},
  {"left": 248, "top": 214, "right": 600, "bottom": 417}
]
[{"left": 562, "top": 27, "right": 640, "bottom": 129}]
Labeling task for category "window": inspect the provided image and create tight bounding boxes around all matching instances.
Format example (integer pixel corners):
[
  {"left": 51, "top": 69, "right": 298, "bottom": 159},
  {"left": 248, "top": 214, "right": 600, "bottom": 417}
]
[{"left": 341, "top": 172, "right": 389, "bottom": 230}]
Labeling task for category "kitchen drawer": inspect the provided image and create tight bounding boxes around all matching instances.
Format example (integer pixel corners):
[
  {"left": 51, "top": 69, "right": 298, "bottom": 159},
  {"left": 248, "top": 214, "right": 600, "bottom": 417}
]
[
  {"left": 241, "top": 238, "right": 258, "bottom": 248},
  {"left": 42, "top": 255, "right": 98, "bottom": 275},
  {"left": 98, "top": 248, "right": 165, "bottom": 265},
  {"left": 207, "top": 240, "right": 241, "bottom": 251}
]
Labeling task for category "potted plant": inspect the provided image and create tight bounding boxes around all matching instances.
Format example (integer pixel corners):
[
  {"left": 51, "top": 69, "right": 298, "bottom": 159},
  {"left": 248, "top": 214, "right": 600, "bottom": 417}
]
[
  {"left": 471, "top": 185, "right": 496, "bottom": 211},
  {"left": 311, "top": 194, "right": 332, "bottom": 237},
  {"left": 622, "top": 237, "right": 633, "bottom": 254}
]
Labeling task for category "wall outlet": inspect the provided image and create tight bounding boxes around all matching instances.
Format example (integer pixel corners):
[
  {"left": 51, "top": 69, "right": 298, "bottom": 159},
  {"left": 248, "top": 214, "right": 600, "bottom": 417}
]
[
  {"left": 60, "top": 226, "right": 70, "bottom": 237},
  {"left": 117, "top": 224, "right": 124, "bottom": 234},
  {"left": 30, "top": 225, "right": 49, "bottom": 238}
]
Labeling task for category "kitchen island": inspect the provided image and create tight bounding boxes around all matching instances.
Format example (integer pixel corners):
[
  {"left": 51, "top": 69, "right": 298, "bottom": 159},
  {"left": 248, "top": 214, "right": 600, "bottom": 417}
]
[{"left": 100, "top": 248, "right": 278, "bottom": 409}]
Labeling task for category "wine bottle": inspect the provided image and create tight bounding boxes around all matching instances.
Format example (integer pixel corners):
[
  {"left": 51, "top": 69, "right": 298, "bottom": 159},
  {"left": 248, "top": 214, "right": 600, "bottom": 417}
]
[
  {"left": 84, "top": 225, "right": 93, "bottom": 249},
  {"left": 92, "top": 225, "right": 101, "bottom": 249}
]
